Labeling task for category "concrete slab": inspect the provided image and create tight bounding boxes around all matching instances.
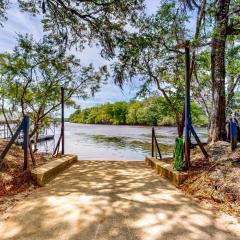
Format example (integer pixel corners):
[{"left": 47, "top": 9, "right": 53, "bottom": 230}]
[
  {"left": 145, "top": 156, "right": 189, "bottom": 186},
  {"left": 31, "top": 154, "right": 77, "bottom": 186},
  {"left": 0, "top": 161, "right": 239, "bottom": 240}
]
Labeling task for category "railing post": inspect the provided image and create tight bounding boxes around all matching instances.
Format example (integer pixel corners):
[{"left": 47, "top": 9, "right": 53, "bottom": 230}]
[
  {"left": 61, "top": 87, "right": 65, "bottom": 155},
  {"left": 184, "top": 41, "right": 191, "bottom": 170},
  {"left": 23, "top": 116, "right": 29, "bottom": 170},
  {"left": 230, "top": 119, "right": 237, "bottom": 151},
  {"left": 152, "top": 127, "right": 154, "bottom": 157}
]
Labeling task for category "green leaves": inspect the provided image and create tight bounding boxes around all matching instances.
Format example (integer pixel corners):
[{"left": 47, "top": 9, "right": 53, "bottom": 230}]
[
  {"left": 69, "top": 96, "right": 207, "bottom": 126},
  {"left": 17, "top": 0, "right": 144, "bottom": 58},
  {"left": 0, "top": 33, "right": 109, "bottom": 134}
]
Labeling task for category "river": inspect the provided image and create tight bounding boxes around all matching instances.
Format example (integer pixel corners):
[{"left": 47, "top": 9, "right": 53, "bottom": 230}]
[{"left": 39, "top": 123, "right": 207, "bottom": 160}]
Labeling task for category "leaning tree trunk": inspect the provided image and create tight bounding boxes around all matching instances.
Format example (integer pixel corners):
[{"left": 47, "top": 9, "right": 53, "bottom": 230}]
[{"left": 209, "top": 0, "right": 230, "bottom": 142}]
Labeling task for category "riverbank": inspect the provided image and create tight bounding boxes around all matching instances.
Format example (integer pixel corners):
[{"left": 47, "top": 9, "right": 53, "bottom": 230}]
[
  {"left": 68, "top": 121, "right": 208, "bottom": 128},
  {"left": 181, "top": 141, "right": 240, "bottom": 217}
]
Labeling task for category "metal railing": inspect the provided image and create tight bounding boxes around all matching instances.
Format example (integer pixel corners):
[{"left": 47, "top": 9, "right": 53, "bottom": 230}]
[
  {"left": 0, "top": 116, "right": 36, "bottom": 170},
  {"left": 151, "top": 127, "right": 162, "bottom": 159}
]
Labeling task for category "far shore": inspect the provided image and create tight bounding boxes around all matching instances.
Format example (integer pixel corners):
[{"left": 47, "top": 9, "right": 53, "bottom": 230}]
[{"left": 65, "top": 121, "right": 208, "bottom": 128}]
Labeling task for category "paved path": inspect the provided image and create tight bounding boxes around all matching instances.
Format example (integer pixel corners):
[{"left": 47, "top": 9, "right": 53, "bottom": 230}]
[{"left": 0, "top": 161, "right": 240, "bottom": 240}]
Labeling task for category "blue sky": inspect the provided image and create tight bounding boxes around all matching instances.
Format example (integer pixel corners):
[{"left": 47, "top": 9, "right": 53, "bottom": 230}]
[{"left": 0, "top": 1, "right": 180, "bottom": 116}]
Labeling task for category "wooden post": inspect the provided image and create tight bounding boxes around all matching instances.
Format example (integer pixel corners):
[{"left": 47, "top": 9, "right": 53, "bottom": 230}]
[
  {"left": 155, "top": 137, "right": 162, "bottom": 159},
  {"left": 23, "top": 116, "right": 29, "bottom": 170},
  {"left": 61, "top": 87, "right": 65, "bottom": 155},
  {"left": 184, "top": 41, "right": 191, "bottom": 170},
  {"left": 0, "top": 118, "right": 25, "bottom": 160},
  {"left": 0, "top": 116, "right": 32, "bottom": 170},
  {"left": 230, "top": 119, "right": 237, "bottom": 151},
  {"left": 152, "top": 127, "right": 154, "bottom": 157}
]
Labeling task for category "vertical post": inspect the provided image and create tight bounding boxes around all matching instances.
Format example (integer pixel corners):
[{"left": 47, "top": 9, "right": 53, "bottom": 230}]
[
  {"left": 23, "top": 116, "right": 29, "bottom": 170},
  {"left": 61, "top": 87, "right": 65, "bottom": 155},
  {"left": 152, "top": 127, "right": 154, "bottom": 157},
  {"left": 230, "top": 119, "right": 237, "bottom": 151},
  {"left": 4, "top": 124, "right": 6, "bottom": 139},
  {"left": 184, "top": 41, "right": 191, "bottom": 170}
]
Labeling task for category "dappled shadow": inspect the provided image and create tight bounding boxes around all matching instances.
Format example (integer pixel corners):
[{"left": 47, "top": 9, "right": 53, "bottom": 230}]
[{"left": 0, "top": 160, "right": 239, "bottom": 240}]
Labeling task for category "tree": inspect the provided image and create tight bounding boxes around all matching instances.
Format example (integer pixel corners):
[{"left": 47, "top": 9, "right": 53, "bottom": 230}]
[
  {"left": 16, "top": 0, "right": 143, "bottom": 57},
  {"left": 112, "top": 1, "right": 189, "bottom": 136},
  {"left": 191, "top": 50, "right": 212, "bottom": 123},
  {"left": 69, "top": 96, "right": 207, "bottom": 126},
  {"left": 112, "top": 0, "right": 240, "bottom": 142},
  {"left": 0, "top": 0, "right": 8, "bottom": 25},
  {"left": 226, "top": 39, "right": 240, "bottom": 114},
  {"left": 208, "top": 0, "right": 230, "bottom": 141},
  {"left": 0, "top": 34, "right": 108, "bottom": 150},
  {"left": 126, "top": 101, "right": 142, "bottom": 125},
  {"left": 182, "top": 0, "right": 240, "bottom": 141}
]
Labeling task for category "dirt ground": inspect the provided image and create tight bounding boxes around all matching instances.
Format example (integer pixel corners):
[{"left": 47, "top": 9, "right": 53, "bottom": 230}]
[
  {"left": 0, "top": 139, "right": 48, "bottom": 218},
  {"left": 181, "top": 141, "right": 240, "bottom": 217},
  {"left": 1, "top": 138, "right": 240, "bottom": 220},
  {"left": 1, "top": 160, "right": 240, "bottom": 240}
]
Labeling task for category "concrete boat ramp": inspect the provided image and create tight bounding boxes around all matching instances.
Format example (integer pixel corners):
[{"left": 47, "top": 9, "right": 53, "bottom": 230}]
[{"left": 0, "top": 160, "right": 239, "bottom": 240}]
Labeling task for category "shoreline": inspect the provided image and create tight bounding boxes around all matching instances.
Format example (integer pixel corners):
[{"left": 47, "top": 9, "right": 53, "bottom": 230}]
[{"left": 66, "top": 121, "right": 208, "bottom": 128}]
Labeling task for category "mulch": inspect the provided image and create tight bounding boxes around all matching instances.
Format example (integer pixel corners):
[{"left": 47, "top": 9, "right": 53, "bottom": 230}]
[
  {"left": 180, "top": 141, "right": 240, "bottom": 217},
  {"left": 0, "top": 140, "right": 49, "bottom": 217}
]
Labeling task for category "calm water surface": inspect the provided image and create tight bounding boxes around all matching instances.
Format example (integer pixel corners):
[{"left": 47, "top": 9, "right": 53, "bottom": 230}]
[{"left": 39, "top": 123, "right": 207, "bottom": 160}]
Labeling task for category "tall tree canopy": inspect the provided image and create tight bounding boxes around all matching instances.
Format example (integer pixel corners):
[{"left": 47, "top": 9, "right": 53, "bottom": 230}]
[
  {"left": 112, "top": 0, "right": 240, "bottom": 142},
  {"left": 0, "top": 34, "right": 108, "bottom": 147},
  {"left": 7, "top": 0, "right": 144, "bottom": 57},
  {"left": 112, "top": 1, "right": 191, "bottom": 137}
]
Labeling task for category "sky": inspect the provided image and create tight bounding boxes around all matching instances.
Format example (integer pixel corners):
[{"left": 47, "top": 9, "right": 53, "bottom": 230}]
[{"left": 0, "top": 1, "right": 187, "bottom": 116}]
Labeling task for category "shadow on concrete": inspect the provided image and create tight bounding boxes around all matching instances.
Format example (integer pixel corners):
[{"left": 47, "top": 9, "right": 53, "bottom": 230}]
[{"left": 0, "top": 160, "right": 239, "bottom": 240}]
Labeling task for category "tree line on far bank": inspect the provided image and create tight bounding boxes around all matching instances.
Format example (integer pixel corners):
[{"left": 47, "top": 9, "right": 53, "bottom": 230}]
[{"left": 69, "top": 96, "right": 208, "bottom": 127}]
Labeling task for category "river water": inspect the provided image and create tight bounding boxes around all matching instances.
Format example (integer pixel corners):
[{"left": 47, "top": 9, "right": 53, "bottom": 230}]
[{"left": 39, "top": 123, "right": 207, "bottom": 160}]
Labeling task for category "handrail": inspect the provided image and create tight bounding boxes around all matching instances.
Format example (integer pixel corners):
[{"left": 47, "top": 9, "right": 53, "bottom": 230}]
[
  {"left": 151, "top": 127, "right": 162, "bottom": 159},
  {"left": 52, "top": 132, "right": 62, "bottom": 157},
  {"left": 0, "top": 116, "right": 36, "bottom": 170}
]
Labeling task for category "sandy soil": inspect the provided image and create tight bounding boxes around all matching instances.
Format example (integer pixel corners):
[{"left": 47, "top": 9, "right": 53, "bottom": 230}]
[
  {"left": 0, "top": 139, "right": 48, "bottom": 218},
  {"left": 181, "top": 141, "right": 240, "bottom": 217},
  {"left": 0, "top": 161, "right": 239, "bottom": 240}
]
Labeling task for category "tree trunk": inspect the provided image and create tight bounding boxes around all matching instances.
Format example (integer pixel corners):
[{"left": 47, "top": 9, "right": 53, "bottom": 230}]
[
  {"left": 176, "top": 109, "right": 185, "bottom": 137},
  {"left": 33, "top": 128, "right": 38, "bottom": 153},
  {"left": 227, "top": 76, "right": 235, "bottom": 114},
  {"left": 209, "top": 0, "right": 230, "bottom": 142},
  {"left": 226, "top": 75, "right": 240, "bottom": 114}
]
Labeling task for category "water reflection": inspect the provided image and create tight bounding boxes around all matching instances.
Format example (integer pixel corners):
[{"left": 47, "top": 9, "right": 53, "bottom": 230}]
[
  {"left": 88, "top": 135, "right": 173, "bottom": 156},
  {"left": 37, "top": 123, "right": 207, "bottom": 160}
]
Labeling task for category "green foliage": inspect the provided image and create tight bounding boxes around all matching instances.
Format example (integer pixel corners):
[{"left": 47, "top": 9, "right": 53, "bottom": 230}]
[
  {"left": 69, "top": 96, "right": 208, "bottom": 127},
  {"left": 111, "top": 1, "right": 191, "bottom": 135},
  {"left": 0, "top": 0, "right": 8, "bottom": 25},
  {"left": 0, "top": 34, "right": 108, "bottom": 136},
  {"left": 18, "top": 0, "right": 144, "bottom": 57}
]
